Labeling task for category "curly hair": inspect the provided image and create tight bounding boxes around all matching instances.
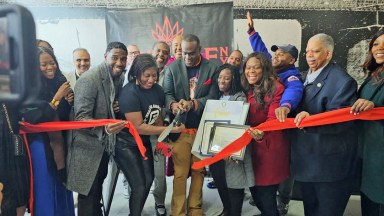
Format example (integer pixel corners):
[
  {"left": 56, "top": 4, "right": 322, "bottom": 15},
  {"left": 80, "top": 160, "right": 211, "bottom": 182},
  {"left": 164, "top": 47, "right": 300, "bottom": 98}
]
[{"left": 241, "top": 52, "right": 277, "bottom": 110}]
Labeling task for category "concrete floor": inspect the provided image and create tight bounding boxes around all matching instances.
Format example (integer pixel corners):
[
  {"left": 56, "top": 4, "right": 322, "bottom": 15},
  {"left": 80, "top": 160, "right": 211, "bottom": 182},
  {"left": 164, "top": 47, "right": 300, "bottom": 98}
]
[{"left": 108, "top": 173, "right": 362, "bottom": 216}]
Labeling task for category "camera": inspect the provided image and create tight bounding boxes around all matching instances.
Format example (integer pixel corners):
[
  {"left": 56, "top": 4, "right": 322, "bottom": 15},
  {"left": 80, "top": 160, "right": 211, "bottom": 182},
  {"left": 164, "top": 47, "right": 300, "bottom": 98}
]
[{"left": 0, "top": 4, "right": 39, "bottom": 106}]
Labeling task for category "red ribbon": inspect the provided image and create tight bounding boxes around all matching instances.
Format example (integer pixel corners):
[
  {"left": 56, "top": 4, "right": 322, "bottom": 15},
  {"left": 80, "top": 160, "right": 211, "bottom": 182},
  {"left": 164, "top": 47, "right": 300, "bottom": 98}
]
[
  {"left": 192, "top": 107, "right": 384, "bottom": 170},
  {"left": 20, "top": 119, "right": 145, "bottom": 216},
  {"left": 20, "top": 119, "right": 146, "bottom": 159}
]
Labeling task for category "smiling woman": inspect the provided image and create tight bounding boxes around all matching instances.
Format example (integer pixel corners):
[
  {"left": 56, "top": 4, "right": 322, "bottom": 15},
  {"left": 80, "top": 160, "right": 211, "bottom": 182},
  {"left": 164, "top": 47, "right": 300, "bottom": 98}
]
[
  {"left": 23, "top": 46, "right": 75, "bottom": 216},
  {"left": 350, "top": 29, "right": 384, "bottom": 216},
  {"left": 235, "top": 52, "right": 289, "bottom": 216},
  {"left": 116, "top": 54, "right": 184, "bottom": 216}
]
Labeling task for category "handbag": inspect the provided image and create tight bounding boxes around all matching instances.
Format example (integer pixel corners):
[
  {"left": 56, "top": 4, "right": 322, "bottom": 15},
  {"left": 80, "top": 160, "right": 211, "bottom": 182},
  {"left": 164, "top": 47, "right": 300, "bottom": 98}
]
[{"left": 2, "top": 103, "right": 24, "bottom": 156}]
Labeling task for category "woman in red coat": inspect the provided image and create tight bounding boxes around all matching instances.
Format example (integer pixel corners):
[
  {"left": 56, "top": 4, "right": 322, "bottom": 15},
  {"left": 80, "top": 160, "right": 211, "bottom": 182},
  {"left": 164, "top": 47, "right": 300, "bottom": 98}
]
[{"left": 242, "top": 52, "right": 289, "bottom": 216}]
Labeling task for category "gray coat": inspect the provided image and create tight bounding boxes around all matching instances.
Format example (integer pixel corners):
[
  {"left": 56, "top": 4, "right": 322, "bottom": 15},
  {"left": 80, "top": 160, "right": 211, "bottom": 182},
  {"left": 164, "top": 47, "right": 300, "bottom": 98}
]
[
  {"left": 222, "top": 92, "right": 256, "bottom": 189},
  {"left": 66, "top": 62, "right": 122, "bottom": 195}
]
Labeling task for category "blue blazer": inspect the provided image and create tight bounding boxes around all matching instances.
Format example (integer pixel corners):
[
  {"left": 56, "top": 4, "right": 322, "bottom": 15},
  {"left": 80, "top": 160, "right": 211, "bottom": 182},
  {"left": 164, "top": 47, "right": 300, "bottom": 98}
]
[{"left": 291, "top": 62, "right": 358, "bottom": 182}]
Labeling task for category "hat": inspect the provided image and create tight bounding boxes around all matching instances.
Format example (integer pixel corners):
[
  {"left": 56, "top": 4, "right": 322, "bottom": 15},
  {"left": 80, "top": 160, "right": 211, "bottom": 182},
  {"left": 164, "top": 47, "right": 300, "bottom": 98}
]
[{"left": 271, "top": 44, "right": 298, "bottom": 61}]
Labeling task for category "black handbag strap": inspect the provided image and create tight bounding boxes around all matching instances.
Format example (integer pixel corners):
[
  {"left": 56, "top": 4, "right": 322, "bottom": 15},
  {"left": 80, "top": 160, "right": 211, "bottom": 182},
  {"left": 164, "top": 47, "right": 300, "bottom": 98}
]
[{"left": 2, "top": 103, "right": 14, "bottom": 134}]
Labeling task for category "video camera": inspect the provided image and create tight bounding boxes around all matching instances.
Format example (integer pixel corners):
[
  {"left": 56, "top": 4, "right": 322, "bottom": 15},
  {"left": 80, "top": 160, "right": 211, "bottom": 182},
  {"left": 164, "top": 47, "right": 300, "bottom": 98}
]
[{"left": 0, "top": 4, "right": 39, "bottom": 106}]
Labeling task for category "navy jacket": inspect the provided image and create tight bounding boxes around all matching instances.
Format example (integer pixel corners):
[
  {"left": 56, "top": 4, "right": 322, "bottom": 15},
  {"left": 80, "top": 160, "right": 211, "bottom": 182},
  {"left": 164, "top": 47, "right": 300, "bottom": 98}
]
[{"left": 291, "top": 62, "right": 358, "bottom": 182}]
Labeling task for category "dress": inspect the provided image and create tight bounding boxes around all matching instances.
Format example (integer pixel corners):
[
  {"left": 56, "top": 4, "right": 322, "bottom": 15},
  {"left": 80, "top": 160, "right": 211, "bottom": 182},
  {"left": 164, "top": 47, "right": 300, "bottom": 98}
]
[{"left": 359, "top": 74, "right": 384, "bottom": 205}]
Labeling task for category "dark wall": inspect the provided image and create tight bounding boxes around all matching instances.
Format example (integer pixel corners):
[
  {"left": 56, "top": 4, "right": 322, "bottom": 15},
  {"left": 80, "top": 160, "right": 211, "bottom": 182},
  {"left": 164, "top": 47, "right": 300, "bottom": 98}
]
[
  {"left": 234, "top": 9, "right": 384, "bottom": 75},
  {"left": 28, "top": 6, "right": 384, "bottom": 78}
]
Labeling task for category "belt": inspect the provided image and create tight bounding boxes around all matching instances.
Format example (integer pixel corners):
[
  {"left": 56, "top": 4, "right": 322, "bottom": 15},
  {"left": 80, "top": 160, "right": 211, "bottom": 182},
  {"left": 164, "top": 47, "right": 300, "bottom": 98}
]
[{"left": 182, "top": 128, "right": 197, "bottom": 135}]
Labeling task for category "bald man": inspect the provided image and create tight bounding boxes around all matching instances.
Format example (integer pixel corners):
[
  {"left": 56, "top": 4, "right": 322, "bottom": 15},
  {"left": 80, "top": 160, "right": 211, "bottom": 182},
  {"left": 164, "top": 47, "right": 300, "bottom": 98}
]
[{"left": 64, "top": 48, "right": 91, "bottom": 90}]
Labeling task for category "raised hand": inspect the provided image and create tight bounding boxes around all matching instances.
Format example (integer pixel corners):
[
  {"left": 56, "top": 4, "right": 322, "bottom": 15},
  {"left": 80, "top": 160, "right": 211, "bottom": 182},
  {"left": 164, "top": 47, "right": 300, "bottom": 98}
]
[{"left": 246, "top": 11, "right": 254, "bottom": 30}]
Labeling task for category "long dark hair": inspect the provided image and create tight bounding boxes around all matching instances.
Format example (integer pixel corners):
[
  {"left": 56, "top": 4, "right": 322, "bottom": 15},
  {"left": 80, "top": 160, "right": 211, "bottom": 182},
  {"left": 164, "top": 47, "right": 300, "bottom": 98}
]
[
  {"left": 241, "top": 52, "right": 276, "bottom": 110},
  {"left": 37, "top": 46, "right": 67, "bottom": 102},
  {"left": 128, "top": 53, "right": 158, "bottom": 83},
  {"left": 363, "top": 29, "right": 384, "bottom": 83},
  {"left": 216, "top": 63, "right": 242, "bottom": 97},
  {"left": 36, "top": 39, "right": 53, "bottom": 50}
]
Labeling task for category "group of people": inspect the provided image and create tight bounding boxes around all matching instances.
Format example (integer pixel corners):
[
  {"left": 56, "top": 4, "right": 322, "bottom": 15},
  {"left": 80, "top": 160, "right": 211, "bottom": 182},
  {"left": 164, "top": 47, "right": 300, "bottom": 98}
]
[{"left": 0, "top": 11, "right": 384, "bottom": 216}]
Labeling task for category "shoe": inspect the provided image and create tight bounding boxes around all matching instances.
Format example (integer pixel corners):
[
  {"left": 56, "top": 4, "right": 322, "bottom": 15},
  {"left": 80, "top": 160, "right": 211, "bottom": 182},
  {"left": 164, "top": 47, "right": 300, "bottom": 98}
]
[
  {"left": 249, "top": 197, "right": 256, "bottom": 206},
  {"left": 217, "top": 209, "right": 231, "bottom": 216},
  {"left": 277, "top": 202, "right": 289, "bottom": 216},
  {"left": 207, "top": 180, "right": 217, "bottom": 189},
  {"left": 155, "top": 203, "right": 167, "bottom": 216}
]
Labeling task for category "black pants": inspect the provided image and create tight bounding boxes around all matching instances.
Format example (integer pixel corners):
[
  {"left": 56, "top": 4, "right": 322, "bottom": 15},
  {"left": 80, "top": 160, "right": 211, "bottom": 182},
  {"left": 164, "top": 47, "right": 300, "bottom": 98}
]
[
  {"left": 210, "top": 160, "right": 231, "bottom": 215},
  {"left": 78, "top": 152, "right": 109, "bottom": 216},
  {"left": 228, "top": 184, "right": 279, "bottom": 216},
  {"left": 114, "top": 138, "right": 154, "bottom": 216},
  {"left": 361, "top": 192, "right": 384, "bottom": 216},
  {"left": 299, "top": 178, "right": 352, "bottom": 216},
  {"left": 278, "top": 175, "right": 294, "bottom": 204}
]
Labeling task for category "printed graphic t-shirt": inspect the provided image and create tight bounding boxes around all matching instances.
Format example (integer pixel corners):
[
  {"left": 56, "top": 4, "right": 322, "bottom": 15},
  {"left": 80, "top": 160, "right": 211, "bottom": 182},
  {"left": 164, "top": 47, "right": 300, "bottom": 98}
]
[{"left": 118, "top": 83, "right": 165, "bottom": 143}]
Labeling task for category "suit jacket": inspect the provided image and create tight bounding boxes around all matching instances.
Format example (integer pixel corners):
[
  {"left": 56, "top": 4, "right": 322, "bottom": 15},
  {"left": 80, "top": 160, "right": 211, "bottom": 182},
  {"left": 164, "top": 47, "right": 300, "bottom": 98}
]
[
  {"left": 291, "top": 62, "right": 358, "bottom": 182},
  {"left": 163, "top": 58, "right": 218, "bottom": 122},
  {"left": 66, "top": 62, "right": 122, "bottom": 195}
]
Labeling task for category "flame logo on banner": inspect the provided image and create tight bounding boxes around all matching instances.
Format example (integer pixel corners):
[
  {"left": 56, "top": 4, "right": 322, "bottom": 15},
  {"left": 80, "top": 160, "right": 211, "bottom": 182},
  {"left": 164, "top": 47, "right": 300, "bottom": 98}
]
[{"left": 151, "top": 16, "right": 184, "bottom": 44}]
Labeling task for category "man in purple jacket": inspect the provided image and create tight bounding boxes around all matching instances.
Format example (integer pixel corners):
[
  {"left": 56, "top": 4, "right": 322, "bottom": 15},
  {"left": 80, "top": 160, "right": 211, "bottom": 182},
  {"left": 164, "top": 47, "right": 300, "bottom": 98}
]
[{"left": 246, "top": 11, "right": 304, "bottom": 216}]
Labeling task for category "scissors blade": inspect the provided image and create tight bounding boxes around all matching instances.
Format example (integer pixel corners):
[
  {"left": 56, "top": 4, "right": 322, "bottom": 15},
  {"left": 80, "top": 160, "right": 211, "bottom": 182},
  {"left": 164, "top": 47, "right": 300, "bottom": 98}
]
[
  {"left": 158, "top": 123, "right": 174, "bottom": 142},
  {"left": 157, "top": 110, "right": 182, "bottom": 142}
]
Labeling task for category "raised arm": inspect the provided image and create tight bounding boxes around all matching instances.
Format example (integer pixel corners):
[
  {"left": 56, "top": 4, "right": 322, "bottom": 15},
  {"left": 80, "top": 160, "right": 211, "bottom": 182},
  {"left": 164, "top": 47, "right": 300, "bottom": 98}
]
[{"left": 247, "top": 11, "right": 271, "bottom": 59}]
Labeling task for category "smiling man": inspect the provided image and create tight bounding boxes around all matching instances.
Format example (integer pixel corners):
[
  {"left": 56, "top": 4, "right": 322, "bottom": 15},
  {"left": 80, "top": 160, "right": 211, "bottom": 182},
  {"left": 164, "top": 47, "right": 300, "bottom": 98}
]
[
  {"left": 292, "top": 33, "right": 358, "bottom": 216},
  {"left": 152, "top": 41, "right": 170, "bottom": 86},
  {"left": 67, "top": 42, "right": 127, "bottom": 216},
  {"left": 64, "top": 48, "right": 91, "bottom": 90},
  {"left": 163, "top": 34, "right": 218, "bottom": 216}
]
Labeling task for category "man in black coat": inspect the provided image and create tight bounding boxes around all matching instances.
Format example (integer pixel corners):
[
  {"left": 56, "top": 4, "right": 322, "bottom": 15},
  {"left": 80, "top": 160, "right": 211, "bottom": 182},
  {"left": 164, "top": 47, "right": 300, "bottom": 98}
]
[{"left": 292, "top": 33, "right": 358, "bottom": 216}]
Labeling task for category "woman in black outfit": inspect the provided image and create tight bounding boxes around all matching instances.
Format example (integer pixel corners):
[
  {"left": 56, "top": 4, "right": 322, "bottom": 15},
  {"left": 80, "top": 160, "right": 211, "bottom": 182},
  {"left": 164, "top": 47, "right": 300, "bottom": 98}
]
[
  {"left": 117, "top": 54, "right": 184, "bottom": 216},
  {"left": 23, "top": 46, "right": 74, "bottom": 216},
  {"left": 0, "top": 103, "right": 29, "bottom": 216}
]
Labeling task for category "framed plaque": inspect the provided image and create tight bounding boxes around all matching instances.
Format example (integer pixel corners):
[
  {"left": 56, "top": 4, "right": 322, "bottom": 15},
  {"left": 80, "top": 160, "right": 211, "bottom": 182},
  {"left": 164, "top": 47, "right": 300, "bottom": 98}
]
[
  {"left": 207, "top": 123, "right": 250, "bottom": 160},
  {"left": 192, "top": 100, "right": 250, "bottom": 159},
  {"left": 200, "top": 120, "right": 230, "bottom": 156}
]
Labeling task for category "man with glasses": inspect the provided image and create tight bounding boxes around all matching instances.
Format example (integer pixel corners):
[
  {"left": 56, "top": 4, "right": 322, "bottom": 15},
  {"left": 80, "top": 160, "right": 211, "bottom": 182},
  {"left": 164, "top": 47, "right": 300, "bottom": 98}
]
[{"left": 123, "top": 44, "right": 140, "bottom": 86}]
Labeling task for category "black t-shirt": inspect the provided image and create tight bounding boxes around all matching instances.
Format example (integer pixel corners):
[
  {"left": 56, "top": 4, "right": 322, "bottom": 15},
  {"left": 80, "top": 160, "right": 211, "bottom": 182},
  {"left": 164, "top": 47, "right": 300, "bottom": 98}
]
[{"left": 118, "top": 83, "right": 165, "bottom": 143}]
